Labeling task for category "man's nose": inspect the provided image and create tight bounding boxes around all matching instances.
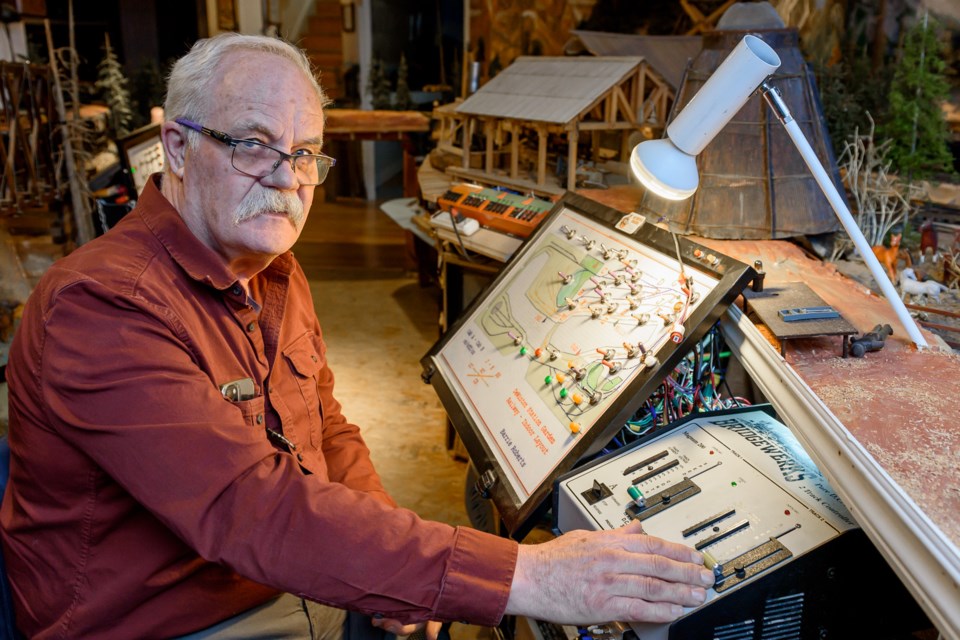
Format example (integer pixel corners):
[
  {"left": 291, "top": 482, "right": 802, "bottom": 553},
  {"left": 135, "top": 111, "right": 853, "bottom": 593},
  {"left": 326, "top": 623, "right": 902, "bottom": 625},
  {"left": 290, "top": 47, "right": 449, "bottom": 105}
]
[{"left": 261, "top": 156, "right": 300, "bottom": 190}]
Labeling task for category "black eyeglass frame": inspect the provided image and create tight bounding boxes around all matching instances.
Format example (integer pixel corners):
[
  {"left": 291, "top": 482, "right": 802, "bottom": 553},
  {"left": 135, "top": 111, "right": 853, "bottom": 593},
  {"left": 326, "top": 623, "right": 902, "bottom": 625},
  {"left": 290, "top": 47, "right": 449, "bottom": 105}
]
[{"left": 174, "top": 117, "right": 336, "bottom": 186}]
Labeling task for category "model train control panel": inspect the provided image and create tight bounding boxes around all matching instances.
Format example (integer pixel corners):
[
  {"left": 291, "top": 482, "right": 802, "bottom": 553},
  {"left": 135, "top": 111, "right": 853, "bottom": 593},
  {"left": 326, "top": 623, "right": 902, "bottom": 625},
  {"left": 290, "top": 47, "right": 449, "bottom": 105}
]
[
  {"left": 556, "top": 407, "right": 863, "bottom": 639},
  {"left": 437, "top": 183, "right": 554, "bottom": 238},
  {"left": 422, "top": 193, "right": 754, "bottom": 534},
  {"left": 126, "top": 136, "right": 165, "bottom": 194}
]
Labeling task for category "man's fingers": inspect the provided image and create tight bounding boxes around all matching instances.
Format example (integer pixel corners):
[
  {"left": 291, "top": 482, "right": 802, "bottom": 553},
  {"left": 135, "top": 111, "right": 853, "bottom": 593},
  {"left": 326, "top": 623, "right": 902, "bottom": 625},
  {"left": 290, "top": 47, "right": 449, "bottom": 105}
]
[
  {"left": 606, "top": 525, "right": 713, "bottom": 589},
  {"left": 620, "top": 599, "right": 687, "bottom": 625},
  {"left": 618, "top": 548, "right": 715, "bottom": 590},
  {"left": 618, "top": 574, "right": 708, "bottom": 608},
  {"left": 620, "top": 519, "right": 646, "bottom": 536},
  {"left": 508, "top": 527, "right": 715, "bottom": 625},
  {"left": 615, "top": 523, "right": 704, "bottom": 566}
]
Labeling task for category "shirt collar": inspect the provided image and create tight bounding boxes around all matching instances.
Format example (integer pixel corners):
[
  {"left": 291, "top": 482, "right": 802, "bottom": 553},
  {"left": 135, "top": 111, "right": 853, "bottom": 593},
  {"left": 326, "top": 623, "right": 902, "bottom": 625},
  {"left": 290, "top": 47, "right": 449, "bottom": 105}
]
[{"left": 137, "top": 174, "right": 296, "bottom": 291}]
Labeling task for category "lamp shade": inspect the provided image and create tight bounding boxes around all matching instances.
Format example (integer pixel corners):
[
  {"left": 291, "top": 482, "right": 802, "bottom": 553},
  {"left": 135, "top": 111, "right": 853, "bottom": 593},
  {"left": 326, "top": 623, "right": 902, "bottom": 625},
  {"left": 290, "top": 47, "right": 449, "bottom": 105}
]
[
  {"left": 629, "top": 139, "right": 698, "bottom": 200},
  {"left": 630, "top": 35, "right": 781, "bottom": 200}
]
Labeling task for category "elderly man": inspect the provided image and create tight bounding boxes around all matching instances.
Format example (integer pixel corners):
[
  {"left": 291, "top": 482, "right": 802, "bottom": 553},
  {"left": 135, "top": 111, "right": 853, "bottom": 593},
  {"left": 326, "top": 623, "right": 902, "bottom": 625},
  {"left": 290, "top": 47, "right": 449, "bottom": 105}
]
[{"left": 1, "top": 33, "right": 712, "bottom": 639}]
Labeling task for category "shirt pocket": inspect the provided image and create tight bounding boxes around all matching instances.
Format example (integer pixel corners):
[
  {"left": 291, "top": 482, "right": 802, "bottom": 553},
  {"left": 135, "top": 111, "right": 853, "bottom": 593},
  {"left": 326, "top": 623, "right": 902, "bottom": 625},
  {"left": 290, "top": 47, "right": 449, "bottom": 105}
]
[
  {"left": 282, "top": 333, "right": 324, "bottom": 449},
  {"left": 233, "top": 395, "right": 267, "bottom": 429}
]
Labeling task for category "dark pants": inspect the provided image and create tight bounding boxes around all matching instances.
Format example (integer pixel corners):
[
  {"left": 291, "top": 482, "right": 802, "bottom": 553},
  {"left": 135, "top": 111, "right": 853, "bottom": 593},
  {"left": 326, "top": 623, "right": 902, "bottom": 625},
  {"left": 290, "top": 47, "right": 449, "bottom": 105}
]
[{"left": 174, "top": 593, "right": 347, "bottom": 640}]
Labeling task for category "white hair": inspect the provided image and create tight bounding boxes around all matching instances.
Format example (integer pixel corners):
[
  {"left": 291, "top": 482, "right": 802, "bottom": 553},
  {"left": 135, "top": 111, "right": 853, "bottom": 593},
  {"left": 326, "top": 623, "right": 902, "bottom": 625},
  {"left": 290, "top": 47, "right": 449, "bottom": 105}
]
[{"left": 164, "top": 32, "right": 329, "bottom": 150}]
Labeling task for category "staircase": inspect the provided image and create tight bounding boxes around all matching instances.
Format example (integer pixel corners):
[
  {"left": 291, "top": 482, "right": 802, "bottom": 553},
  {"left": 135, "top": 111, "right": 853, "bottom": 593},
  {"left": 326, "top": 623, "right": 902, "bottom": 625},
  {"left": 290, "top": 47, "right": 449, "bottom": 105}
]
[{"left": 300, "top": 0, "right": 344, "bottom": 101}]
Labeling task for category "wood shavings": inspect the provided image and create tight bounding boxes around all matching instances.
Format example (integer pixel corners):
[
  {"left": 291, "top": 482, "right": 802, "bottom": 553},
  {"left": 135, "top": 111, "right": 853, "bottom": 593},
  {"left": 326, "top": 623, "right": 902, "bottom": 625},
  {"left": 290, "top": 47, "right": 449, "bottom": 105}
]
[{"left": 801, "top": 353, "right": 960, "bottom": 548}]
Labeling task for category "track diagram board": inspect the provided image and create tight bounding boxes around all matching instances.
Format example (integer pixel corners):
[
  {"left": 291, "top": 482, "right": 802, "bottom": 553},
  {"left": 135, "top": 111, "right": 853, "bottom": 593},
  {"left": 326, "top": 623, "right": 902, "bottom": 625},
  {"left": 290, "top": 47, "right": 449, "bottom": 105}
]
[{"left": 423, "top": 194, "right": 754, "bottom": 534}]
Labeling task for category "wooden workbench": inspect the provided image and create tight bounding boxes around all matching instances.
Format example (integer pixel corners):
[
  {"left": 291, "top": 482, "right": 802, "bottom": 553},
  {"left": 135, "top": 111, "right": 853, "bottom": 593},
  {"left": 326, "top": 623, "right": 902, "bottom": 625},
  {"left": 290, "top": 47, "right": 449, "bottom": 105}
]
[{"left": 324, "top": 110, "right": 431, "bottom": 198}]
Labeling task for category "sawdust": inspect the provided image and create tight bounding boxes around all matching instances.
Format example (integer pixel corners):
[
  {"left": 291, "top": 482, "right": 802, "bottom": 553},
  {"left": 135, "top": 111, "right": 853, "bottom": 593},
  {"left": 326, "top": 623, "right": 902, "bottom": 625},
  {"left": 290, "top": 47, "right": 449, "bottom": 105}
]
[
  {"left": 864, "top": 437, "right": 960, "bottom": 547},
  {"left": 799, "top": 348, "right": 960, "bottom": 548}
]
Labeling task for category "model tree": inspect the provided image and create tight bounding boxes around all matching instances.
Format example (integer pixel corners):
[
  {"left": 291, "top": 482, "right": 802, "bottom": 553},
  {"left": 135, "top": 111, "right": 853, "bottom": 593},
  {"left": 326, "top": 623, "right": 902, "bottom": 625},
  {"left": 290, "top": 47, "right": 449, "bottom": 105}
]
[
  {"left": 394, "top": 54, "right": 412, "bottom": 110},
  {"left": 816, "top": 50, "right": 889, "bottom": 157},
  {"left": 881, "top": 13, "right": 954, "bottom": 182},
  {"left": 367, "top": 57, "right": 391, "bottom": 110},
  {"left": 95, "top": 33, "right": 133, "bottom": 138}
]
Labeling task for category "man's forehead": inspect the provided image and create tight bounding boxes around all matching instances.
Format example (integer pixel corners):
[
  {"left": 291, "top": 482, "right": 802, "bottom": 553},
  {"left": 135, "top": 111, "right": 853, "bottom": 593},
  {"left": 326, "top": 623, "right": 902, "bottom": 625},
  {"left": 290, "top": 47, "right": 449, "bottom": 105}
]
[
  {"left": 210, "top": 50, "right": 321, "bottom": 100},
  {"left": 206, "top": 50, "right": 325, "bottom": 136}
]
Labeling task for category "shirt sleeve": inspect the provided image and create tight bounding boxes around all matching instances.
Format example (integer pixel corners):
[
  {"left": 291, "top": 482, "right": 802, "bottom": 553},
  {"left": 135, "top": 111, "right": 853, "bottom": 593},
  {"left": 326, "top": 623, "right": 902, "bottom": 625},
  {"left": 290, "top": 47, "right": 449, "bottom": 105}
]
[{"left": 35, "top": 278, "right": 518, "bottom": 625}]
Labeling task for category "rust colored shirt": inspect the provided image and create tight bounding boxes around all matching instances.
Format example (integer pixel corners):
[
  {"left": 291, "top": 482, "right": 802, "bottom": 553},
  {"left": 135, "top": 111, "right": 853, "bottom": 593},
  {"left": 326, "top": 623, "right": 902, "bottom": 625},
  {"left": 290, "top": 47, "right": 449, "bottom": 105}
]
[{"left": 1, "top": 176, "right": 517, "bottom": 639}]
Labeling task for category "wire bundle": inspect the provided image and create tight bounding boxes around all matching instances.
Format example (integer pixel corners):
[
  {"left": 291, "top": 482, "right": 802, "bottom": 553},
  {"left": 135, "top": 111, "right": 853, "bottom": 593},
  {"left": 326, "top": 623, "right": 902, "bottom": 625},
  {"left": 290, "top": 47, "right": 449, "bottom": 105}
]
[{"left": 614, "top": 324, "right": 750, "bottom": 448}]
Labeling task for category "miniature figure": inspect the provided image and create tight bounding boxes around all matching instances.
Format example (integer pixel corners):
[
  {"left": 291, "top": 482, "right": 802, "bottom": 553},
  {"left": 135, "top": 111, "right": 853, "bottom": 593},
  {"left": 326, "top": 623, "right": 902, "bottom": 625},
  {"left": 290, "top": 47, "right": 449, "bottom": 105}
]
[
  {"left": 850, "top": 324, "right": 893, "bottom": 358},
  {"left": 872, "top": 233, "right": 910, "bottom": 281},
  {"left": 899, "top": 268, "right": 950, "bottom": 303}
]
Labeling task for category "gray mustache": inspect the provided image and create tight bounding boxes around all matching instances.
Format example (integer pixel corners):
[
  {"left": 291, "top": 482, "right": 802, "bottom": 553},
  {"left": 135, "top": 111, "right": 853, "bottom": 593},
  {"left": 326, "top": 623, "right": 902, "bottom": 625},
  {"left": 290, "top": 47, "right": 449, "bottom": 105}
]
[{"left": 233, "top": 187, "right": 305, "bottom": 227}]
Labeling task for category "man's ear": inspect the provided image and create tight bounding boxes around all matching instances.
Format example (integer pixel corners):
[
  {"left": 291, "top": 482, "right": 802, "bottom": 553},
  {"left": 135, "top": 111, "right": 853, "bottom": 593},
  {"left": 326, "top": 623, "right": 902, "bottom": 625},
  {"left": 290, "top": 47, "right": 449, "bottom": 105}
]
[{"left": 161, "top": 121, "right": 188, "bottom": 178}]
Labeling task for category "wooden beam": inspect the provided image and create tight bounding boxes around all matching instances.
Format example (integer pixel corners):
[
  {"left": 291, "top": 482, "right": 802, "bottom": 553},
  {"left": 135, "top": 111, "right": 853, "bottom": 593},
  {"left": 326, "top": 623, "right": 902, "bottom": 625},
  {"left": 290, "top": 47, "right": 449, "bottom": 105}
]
[
  {"left": 537, "top": 126, "right": 547, "bottom": 186},
  {"left": 637, "top": 66, "right": 646, "bottom": 120},
  {"left": 447, "top": 166, "right": 564, "bottom": 197},
  {"left": 510, "top": 125, "right": 519, "bottom": 178},
  {"left": 462, "top": 118, "right": 474, "bottom": 169},
  {"left": 567, "top": 125, "right": 579, "bottom": 193},
  {"left": 578, "top": 122, "right": 643, "bottom": 131},
  {"left": 680, "top": 0, "right": 706, "bottom": 29},
  {"left": 484, "top": 119, "right": 495, "bottom": 174},
  {"left": 437, "top": 142, "right": 464, "bottom": 157},
  {"left": 614, "top": 85, "right": 637, "bottom": 125},
  {"left": 644, "top": 86, "right": 662, "bottom": 123},
  {"left": 683, "top": 0, "right": 736, "bottom": 35},
  {"left": 45, "top": 19, "right": 93, "bottom": 245}
]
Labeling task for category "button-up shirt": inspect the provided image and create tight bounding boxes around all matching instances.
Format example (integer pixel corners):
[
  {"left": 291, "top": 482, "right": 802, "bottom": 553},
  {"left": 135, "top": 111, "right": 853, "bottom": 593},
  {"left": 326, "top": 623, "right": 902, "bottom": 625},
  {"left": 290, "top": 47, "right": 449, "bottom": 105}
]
[{"left": 1, "top": 176, "right": 517, "bottom": 639}]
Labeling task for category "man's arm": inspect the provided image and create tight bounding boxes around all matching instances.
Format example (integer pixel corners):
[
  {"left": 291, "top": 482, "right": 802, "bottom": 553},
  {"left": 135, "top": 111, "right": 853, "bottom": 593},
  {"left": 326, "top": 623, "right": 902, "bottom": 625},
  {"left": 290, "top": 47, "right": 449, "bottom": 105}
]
[
  {"left": 26, "top": 280, "right": 515, "bottom": 625},
  {"left": 506, "top": 521, "right": 713, "bottom": 624}
]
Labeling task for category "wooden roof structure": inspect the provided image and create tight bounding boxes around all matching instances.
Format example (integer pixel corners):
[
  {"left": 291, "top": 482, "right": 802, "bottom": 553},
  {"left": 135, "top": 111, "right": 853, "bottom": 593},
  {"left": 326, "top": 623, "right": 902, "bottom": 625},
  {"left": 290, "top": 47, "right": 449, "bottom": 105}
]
[
  {"left": 635, "top": 10, "right": 844, "bottom": 240},
  {"left": 455, "top": 56, "right": 643, "bottom": 124},
  {"left": 432, "top": 55, "right": 676, "bottom": 195},
  {"left": 567, "top": 31, "right": 702, "bottom": 91}
]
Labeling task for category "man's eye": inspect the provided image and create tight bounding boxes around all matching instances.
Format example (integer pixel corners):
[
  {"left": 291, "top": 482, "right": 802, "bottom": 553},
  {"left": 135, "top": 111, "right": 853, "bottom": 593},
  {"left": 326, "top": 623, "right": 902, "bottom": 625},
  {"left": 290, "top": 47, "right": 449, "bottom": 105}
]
[
  {"left": 293, "top": 148, "right": 319, "bottom": 157},
  {"left": 238, "top": 139, "right": 261, "bottom": 149}
]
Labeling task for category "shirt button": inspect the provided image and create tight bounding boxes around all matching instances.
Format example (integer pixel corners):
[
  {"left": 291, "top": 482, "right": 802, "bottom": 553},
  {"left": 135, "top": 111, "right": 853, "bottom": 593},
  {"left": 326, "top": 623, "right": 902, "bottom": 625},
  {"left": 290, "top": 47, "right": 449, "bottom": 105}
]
[
  {"left": 231, "top": 285, "right": 242, "bottom": 296},
  {"left": 256, "top": 414, "right": 264, "bottom": 424},
  {"left": 297, "top": 453, "right": 304, "bottom": 462},
  {"left": 246, "top": 322, "right": 256, "bottom": 332}
]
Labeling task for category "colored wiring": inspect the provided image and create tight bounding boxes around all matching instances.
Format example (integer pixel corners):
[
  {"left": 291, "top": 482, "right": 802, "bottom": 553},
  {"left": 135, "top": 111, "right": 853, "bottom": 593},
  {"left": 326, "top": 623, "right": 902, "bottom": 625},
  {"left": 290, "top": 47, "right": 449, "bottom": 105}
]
[{"left": 611, "top": 323, "right": 749, "bottom": 449}]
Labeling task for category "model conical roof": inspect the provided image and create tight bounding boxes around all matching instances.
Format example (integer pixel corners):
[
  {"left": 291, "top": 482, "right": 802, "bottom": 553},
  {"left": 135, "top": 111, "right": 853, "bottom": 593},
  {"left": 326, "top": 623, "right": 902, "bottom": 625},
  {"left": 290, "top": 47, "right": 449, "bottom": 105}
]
[{"left": 637, "top": 3, "right": 844, "bottom": 239}]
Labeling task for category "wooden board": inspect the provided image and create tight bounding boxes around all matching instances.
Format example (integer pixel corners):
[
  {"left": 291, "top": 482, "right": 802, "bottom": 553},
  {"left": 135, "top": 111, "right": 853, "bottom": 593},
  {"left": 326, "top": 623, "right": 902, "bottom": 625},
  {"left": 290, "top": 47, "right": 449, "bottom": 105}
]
[
  {"left": 324, "top": 109, "right": 430, "bottom": 136},
  {"left": 744, "top": 282, "right": 857, "bottom": 355}
]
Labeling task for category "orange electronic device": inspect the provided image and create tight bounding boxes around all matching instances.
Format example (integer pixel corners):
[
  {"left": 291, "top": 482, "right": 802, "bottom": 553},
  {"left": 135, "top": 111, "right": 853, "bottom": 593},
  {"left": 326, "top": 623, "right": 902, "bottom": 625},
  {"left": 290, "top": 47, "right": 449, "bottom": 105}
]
[{"left": 437, "top": 184, "right": 553, "bottom": 238}]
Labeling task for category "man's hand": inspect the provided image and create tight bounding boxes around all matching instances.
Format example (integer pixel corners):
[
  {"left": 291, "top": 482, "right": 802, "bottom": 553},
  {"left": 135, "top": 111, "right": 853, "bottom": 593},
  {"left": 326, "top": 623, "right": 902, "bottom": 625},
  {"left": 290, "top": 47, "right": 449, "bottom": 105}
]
[
  {"left": 371, "top": 617, "right": 443, "bottom": 640},
  {"left": 505, "top": 520, "right": 713, "bottom": 625}
]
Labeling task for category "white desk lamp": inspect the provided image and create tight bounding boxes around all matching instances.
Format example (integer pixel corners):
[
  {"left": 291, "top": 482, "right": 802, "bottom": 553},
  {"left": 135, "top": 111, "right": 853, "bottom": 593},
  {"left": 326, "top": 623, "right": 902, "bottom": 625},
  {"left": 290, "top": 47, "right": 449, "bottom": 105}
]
[{"left": 631, "top": 35, "right": 928, "bottom": 349}]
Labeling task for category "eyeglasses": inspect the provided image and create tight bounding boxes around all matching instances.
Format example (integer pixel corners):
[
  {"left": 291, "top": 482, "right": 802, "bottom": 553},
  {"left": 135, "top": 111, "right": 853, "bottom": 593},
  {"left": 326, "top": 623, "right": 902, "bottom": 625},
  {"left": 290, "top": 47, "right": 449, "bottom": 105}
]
[{"left": 174, "top": 117, "right": 336, "bottom": 186}]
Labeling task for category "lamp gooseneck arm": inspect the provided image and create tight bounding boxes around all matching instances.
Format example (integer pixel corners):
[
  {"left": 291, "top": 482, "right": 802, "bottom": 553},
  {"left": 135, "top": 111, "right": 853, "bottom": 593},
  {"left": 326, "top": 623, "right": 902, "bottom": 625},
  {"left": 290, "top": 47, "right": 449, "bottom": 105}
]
[{"left": 760, "top": 82, "right": 929, "bottom": 350}]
